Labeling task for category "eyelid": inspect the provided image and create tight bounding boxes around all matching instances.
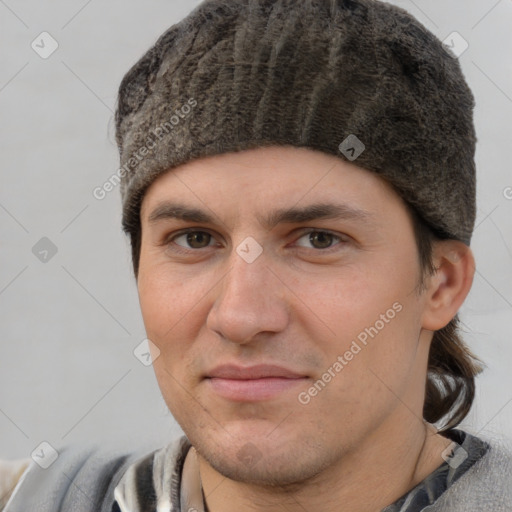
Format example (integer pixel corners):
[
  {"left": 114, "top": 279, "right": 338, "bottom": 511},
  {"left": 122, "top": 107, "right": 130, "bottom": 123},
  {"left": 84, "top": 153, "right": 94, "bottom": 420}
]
[
  {"left": 163, "top": 227, "right": 349, "bottom": 253},
  {"left": 163, "top": 228, "right": 219, "bottom": 249},
  {"left": 292, "top": 228, "right": 348, "bottom": 251}
]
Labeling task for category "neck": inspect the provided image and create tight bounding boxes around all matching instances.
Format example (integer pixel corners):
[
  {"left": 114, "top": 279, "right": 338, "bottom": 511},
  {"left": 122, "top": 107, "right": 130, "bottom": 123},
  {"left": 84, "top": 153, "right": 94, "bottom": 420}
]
[{"left": 197, "top": 420, "right": 452, "bottom": 512}]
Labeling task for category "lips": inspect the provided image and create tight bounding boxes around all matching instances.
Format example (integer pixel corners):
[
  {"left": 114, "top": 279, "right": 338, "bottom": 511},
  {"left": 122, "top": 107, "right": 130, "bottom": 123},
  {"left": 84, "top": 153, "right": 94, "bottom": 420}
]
[
  {"left": 206, "top": 364, "right": 306, "bottom": 380},
  {"left": 205, "top": 364, "right": 308, "bottom": 401}
]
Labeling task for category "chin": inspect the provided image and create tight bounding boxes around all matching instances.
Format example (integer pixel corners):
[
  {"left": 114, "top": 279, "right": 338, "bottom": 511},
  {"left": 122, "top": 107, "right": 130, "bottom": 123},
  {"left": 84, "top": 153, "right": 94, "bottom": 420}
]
[{"left": 193, "top": 431, "right": 336, "bottom": 488}]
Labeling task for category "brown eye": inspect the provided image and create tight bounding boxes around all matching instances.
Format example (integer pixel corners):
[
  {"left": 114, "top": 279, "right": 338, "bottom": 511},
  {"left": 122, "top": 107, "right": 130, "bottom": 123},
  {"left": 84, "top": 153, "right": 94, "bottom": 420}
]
[
  {"left": 295, "top": 230, "right": 343, "bottom": 250},
  {"left": 309, "top": 232, "right": 335, "bottom": 249},
  {"left": 172, "top": 231, "right": 213, "bottom": 250}
]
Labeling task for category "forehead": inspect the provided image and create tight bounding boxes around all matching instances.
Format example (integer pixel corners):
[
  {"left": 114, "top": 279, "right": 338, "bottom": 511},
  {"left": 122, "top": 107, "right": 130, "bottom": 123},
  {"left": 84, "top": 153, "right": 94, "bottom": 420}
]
[{"left": 140, "top": 146, "right": 405, "bottom": 223}]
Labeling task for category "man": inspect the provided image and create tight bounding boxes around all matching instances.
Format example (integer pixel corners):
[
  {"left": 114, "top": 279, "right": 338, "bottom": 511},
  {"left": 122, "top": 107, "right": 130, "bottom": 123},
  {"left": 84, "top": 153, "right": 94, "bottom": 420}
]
[{"left": 3, "top": 0, "right": 512, "bottom": 511}]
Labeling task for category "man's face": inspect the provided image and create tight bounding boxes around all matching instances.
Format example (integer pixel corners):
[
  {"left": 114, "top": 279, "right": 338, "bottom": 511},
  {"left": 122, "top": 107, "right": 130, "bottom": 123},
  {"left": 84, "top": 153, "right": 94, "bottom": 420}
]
[{"left": 138, "top": 146, "right": 432, "bottom": 485}]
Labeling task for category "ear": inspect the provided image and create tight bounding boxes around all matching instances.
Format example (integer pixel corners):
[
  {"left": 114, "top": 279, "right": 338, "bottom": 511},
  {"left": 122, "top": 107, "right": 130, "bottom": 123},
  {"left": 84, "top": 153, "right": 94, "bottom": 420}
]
[{"left": 421, "top": 240, "right": 475, "bottom": 331}]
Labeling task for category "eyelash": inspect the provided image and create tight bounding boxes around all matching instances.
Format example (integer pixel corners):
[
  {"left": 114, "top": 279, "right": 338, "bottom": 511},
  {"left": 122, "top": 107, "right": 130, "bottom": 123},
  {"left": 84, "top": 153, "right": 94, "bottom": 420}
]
[{"left": 162, "top": 228, "right": 348, "bottom": 255}]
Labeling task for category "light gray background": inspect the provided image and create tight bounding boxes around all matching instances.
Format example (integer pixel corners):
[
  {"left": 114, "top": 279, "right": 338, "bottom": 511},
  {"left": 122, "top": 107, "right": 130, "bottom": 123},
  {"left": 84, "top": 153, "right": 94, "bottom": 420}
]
[{"left": 1, "top": 0, "right": 511, "bottom": 460}]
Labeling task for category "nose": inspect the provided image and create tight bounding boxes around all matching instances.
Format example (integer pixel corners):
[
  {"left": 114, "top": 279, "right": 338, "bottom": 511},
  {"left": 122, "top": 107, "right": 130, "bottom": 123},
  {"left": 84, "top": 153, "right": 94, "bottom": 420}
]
[{"left": 206, "top": 245, "right": 290, "bottom": 344}]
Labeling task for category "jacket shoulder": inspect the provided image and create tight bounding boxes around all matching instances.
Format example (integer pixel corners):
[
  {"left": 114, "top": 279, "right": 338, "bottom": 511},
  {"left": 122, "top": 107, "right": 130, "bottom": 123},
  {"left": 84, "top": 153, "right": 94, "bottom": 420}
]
[
  {"left": 427, "top": 435, "right": 512, "bottom": 511},
  {"left": 2, "top": 443, "right": 154, "bottom": 512}
]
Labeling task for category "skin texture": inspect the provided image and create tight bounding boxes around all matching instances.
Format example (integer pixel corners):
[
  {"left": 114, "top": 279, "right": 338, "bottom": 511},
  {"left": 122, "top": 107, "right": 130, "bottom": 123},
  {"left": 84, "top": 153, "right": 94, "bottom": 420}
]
[{"left": 137, "top": 146, "right": 475, "bottom": 512}]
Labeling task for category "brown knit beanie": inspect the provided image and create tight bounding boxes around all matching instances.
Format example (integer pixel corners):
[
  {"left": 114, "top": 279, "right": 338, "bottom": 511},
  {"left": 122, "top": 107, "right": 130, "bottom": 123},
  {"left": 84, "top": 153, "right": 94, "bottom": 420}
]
[{"left": 115, "top": 0, "right": 477, "bottom": 247}]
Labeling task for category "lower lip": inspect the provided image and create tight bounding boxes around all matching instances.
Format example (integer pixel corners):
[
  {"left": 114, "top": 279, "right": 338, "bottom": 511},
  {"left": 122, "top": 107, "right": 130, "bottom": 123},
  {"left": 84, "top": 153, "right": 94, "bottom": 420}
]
[{"left": 206, "top": 377, "right": 307, "bottom": 401}]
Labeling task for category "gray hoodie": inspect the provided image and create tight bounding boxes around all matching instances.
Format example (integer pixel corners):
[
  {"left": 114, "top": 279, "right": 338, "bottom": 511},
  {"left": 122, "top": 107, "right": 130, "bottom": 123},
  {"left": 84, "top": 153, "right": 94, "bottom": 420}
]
[{"left": 2, "top": 431, "right": 512, "bottom": 512}]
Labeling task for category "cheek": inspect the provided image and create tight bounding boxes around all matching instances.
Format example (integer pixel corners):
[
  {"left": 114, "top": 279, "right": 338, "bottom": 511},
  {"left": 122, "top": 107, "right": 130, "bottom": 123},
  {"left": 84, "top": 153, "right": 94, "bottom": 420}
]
[
  {"left": 299, "top": 258, "right": 423, "bottom": 382},
  {"left": 138, "top": 264, "right": 205, "bottom": 337},
  {"left": 295, "top": 261, "right": 412, "bottom": 336},
  {"left": 137, "top": 264, "right": 216, "bottom": 383}
]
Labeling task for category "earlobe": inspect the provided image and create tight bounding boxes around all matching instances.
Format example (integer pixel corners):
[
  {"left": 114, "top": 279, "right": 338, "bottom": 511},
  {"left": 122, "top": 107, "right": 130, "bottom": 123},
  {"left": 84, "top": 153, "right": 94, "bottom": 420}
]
[{"left": 421, "top": 241, "right": 475, "bottom": 331}]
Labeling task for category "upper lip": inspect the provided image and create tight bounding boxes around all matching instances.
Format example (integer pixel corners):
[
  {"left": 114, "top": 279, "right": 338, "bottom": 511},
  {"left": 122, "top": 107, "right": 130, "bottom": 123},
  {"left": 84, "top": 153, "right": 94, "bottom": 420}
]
[{"left": 206, "top": 364, "right": 306, "bottom": 380}]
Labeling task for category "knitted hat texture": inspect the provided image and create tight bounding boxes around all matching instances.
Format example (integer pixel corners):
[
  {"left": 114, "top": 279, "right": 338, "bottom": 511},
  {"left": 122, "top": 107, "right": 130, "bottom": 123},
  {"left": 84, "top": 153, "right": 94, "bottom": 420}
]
[{"left": 115, "top": 0, "right": 477, "bottom": 244}]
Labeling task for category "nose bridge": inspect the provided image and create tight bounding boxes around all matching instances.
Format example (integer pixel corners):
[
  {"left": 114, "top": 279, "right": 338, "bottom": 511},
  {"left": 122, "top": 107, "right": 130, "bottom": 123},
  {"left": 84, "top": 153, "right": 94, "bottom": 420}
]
[
  {"left": 207, "top": 239, "right": 289, "bottom": 342},
  {"left": 228, "top": 238, "right": 271, "bottom": 296}
]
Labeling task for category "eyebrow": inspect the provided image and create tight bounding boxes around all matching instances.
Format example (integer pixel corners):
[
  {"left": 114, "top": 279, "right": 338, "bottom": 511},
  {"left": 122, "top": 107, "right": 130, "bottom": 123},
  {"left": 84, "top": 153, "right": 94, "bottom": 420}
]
[{"left": 147, "top": 201, "right": 375, "bottom": 230}]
